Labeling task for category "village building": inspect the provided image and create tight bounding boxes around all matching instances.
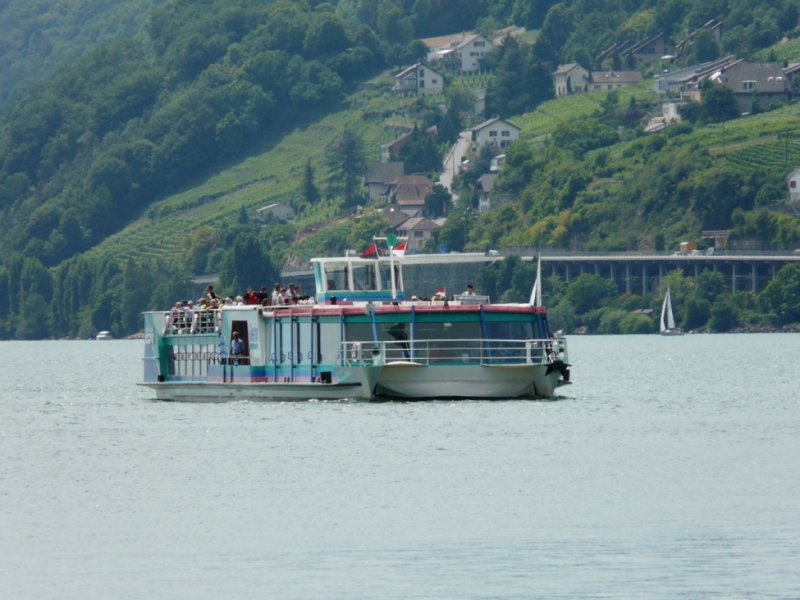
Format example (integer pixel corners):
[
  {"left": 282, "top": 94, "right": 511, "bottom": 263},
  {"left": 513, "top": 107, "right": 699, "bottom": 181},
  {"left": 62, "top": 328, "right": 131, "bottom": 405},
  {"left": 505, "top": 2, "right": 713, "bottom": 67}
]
[
  {"left": 553, "top": 63, "right": 590, "bottom": 97},
  {"left": 476, "top": 173, "right": 497, "bottom": 213},
  {"left": 397, "top": 216, "right": 439, "bottom": 251},
  {"left": 365, "top": 162, "right": 405, "bottom": 202},
  {"left": 422, "top": 32, "right": 491, "bottom": 72},
  {"left": 786, "top": 167, "right": 800, "bottom": 204},
  {"left": 256, "top": 203, "right": 294, "bottom": 223},
  {"left": 469, "top": 117, "right": 520, "bottom": 149},
  {"left": 709, "top": 60, "right": 790, "bottom": 113},
  {"left": 596, "top": 32, "right": 675, "bottom": 66},
  {"left": 588, "top": 70, "right": 643, "bottom": 92},
  {"left": 389, "top": 175, "right": 434, "bottom": 215},
  {"left": 393, "top": 63, "right": 444, "bottom": 96}
]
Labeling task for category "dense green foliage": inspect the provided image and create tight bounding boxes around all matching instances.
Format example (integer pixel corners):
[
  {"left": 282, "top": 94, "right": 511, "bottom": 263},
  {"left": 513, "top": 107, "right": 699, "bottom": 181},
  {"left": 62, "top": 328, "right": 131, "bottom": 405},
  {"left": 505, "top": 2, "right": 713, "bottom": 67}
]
[
  {"left": 0, "top": 0, "right": 167, "bottom": 116},
  {"left": 2, "top": 0, "right": 800, "bottom": 338},
  {"left": 474, "top": 258, "right": 800, "bottom": 334}
]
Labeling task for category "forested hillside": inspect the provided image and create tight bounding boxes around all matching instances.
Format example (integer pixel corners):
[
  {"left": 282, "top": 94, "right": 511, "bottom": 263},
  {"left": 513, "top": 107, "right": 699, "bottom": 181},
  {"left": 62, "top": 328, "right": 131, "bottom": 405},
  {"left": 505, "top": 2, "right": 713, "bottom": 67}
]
[
  {"left": 0, "top": 0, "right": 167, "bottom": 115},
  {"left": 1, "top": 0, "right": 800, "bottom": 339}
]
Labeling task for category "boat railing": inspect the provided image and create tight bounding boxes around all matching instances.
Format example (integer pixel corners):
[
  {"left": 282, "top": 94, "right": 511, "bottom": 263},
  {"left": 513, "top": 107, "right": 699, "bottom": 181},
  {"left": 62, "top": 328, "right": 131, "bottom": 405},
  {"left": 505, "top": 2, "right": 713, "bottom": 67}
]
[
  {"left": 342, "top": 338, "right": 565, "bottom": 367},
  {"left": 161, "top": 309, "right": 220, "bottom": 335}
]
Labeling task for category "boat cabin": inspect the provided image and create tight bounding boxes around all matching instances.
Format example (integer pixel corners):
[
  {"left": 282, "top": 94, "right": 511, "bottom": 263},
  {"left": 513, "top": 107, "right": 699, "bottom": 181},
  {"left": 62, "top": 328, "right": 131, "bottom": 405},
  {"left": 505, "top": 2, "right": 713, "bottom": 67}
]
[{"left": 312, "top": 256, "right": 404, "bottom": 304}]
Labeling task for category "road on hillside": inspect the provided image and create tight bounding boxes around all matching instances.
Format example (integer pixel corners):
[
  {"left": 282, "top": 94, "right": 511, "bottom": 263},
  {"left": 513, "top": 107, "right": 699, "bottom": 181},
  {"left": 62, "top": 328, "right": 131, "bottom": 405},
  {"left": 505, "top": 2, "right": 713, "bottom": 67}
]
[{"left": 439, "top": 131, "right": 470, "bottom": 201}]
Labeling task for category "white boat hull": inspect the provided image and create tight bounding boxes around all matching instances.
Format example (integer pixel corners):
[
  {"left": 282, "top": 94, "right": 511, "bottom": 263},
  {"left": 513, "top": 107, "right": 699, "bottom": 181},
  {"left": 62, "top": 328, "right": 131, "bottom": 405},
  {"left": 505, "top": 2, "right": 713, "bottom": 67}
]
[
  {"left": 140, "top": 367, "right": 381, "bottom": 402},
  {"left": 375, "top": 363, "right": 565, "bottom": 400}
]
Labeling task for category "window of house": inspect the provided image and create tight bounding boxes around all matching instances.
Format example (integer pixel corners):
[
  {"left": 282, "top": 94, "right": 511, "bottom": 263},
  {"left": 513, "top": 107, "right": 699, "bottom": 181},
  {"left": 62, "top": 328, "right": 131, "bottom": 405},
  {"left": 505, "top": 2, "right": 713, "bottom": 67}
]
[
  {"left": 414, "top": 231, "right": 424, "bottom": 238},
  {"left": 474, "top": 41, "right": 485, "bottom": 47},
  {"left": 489, "top": 130, "right": 497, "bottom": 137},
  {"left": 501, "top": 130, "right": 510, "bottom": 137},
  {"left": 792, "top": 180, "right": 797, "bottom": 189},
  {"left": 741, "top": 80, "right": 756, "bottom": 91},
  {"left": 431, "top": 79, "right": 437, "bottom": 85},
  {"left": 419, "top": 68, "right": 425, "bottom": 77},
  {"left": 420, "top": 80, "right": 425, "bottom": 88}
]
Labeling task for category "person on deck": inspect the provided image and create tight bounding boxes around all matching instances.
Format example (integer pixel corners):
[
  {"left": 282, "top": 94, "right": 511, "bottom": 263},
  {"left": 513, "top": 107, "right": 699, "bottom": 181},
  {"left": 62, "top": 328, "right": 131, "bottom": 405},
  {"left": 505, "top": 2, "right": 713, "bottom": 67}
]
[
  {"left": 230, "top": 331, "right": 246, "bottom": 363},
  {"left": 463, "top": 284, "right": 475, "bottom": 296},
  {"left": 245, "top": 287, "right": 259, "bottom": 305}
]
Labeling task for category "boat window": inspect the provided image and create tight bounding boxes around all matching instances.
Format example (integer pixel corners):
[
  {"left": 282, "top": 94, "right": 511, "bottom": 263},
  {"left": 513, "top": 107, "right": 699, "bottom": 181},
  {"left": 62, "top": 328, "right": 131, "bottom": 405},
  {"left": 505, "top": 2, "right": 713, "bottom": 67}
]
[
  {"left": 414, "top": 321, "right": 481, "bottom": 341},
  {"left": 344, "top": 322, "right": 375, "bottom": 342},
  {"left": 325, "top": 264, "right": 349, "bottom": 291},
  {"left": 351, "top": 263, "right": 376, "bottom": 291},
  {"left": 485, "top": 321, "right": 533, "bottom": 340},
  {"left": 318, "top": 321, "right": 341, "bottom": 364},
  {"left": 378, "top": 262, "right": 391, "bottom": 291}
]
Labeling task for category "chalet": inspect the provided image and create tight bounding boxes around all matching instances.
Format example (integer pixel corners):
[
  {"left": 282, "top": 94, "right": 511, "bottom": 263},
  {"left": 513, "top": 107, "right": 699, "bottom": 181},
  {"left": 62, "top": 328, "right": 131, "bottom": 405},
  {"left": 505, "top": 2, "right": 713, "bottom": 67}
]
[
  {"left": 788, "top": 168, "right": 800, "bottom": 204},
  {"left": 397, "top": 216, "right": 439, "bottom": 251},
  {"left": 381, "top": 206, "right": 411, "bottom": 228},
  {"left": 588, "top": 70, "right": 643, "bottom": 92},
  {"left": 674, "top": 19, "right": 724, "bottom": 58},
  {"left": 365, "top": 162, "right": 404, "bottom": 202},
  {"left": 597, "top": 32, "right": 674, "bottom": 65},
  {"left": 476, "top": 173, "right": 497, "bottom": 213},
  {"left": 423, "top": 32, "right": 491, "bottom": 72},
  {"left": 627, "top": 32, "right": 675, "bottom": 63},
  {"left": 709, "top": 60, "right": 790, "bottom": 113},
  {"left": 389, "top": 175, "right": 434, "bottom": 214},
  {"left": 653, "top": 56, "right": 739, "bottom": 98},
  {"left": 553, "top": 63, "right": 589, "bottom": 97},
  {"left": 469, "top": 117, "right": 519, "bottom": 149},
  {"left": 256, "top": 203, "right": 294, "bottom": 223},
  {"left": 393, "top": 63, "right": 444, "bottom": 96}
]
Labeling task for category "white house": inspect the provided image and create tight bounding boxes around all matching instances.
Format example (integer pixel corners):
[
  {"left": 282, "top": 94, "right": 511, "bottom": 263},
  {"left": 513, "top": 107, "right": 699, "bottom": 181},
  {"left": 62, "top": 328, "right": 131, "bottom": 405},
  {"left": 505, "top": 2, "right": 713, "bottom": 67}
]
[
  {"left": 397, "top": 216, "right": 439, "bottom": 251},
  {"left": 393, "top": 63, "right": 444, "bottom": 96},
  {"left": 256, "top": 203, "right": 294, "bottom": 223},
  {"left": 469, "top": 117, "right": 520, "bottom": 149},
  {"left": 553, "top": 63, "right": 589, "bottom": 97},
  {"left": 426, "top": 33, "right": 491, "bottom": 72},
  {"left": 588, "top": 70, "right": 643, "bottom": 92},
  {"left": 787, "top": 168, "right": 800, "bottom": 203}
]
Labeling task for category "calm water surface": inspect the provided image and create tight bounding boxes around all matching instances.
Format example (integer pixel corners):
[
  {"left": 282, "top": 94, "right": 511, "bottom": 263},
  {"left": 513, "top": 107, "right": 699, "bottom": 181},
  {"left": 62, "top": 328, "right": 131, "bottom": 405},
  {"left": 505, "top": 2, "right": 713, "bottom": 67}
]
[{"left": 1, "top": 335, "right": 798, "bottom": 599}]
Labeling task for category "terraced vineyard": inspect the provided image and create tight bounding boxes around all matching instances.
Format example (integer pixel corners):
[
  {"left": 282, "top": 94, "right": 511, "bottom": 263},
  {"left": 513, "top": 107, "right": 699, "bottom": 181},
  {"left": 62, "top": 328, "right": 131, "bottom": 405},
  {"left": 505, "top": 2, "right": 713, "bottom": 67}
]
[
  {"left": 87, "top": 83, "right": 406, "bottom": 266},
  {"left": 514, "top": 82, "right": 658, "bottom": 140}
]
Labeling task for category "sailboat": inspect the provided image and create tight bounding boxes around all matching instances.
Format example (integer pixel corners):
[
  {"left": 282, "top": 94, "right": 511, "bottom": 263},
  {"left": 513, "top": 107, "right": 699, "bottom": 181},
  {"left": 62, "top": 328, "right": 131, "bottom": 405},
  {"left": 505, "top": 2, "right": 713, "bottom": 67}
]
[{"left": 659, "top": 286, "right": 683, "bottom": 336}]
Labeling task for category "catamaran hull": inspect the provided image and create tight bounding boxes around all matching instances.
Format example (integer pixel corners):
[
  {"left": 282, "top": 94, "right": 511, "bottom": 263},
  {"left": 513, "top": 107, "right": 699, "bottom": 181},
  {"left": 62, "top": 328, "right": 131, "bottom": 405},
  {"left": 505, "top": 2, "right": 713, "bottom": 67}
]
[
  {"left": 140, "top": 368, "right": 381, "bottom": 402},
  {"left": 375, "top": 363, "right": 566, "bottom": 400}
]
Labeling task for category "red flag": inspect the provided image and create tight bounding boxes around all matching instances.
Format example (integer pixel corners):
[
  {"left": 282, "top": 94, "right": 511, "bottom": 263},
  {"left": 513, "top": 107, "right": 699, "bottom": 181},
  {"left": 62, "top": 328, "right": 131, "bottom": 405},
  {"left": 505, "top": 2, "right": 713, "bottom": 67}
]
[
  {"left": 391, "top": 241, "right": 407, "bottom": 257},
  {"left": 359, "top": 243, "right": 378, "bottom": 258}
]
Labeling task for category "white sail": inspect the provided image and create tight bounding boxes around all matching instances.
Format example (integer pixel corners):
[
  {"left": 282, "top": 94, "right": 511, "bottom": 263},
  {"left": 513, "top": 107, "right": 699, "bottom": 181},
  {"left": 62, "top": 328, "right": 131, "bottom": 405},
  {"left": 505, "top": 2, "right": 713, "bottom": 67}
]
[
  {"left": 660, "top": 287, "right": 676, "bottom": 333},
  {"left": 529, "top": 255, "right": 543, "bottom": 306}
]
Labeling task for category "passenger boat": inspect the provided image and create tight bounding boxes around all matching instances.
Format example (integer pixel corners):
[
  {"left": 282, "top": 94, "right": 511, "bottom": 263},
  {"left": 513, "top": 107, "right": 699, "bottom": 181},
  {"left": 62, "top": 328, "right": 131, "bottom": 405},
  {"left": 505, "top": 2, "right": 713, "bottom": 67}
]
[
  {"left": 140, "top": 252, "right": 571, "bottom": 401},
  {"left": 96, "top": 330, "right": 114, "bottom": 340}
]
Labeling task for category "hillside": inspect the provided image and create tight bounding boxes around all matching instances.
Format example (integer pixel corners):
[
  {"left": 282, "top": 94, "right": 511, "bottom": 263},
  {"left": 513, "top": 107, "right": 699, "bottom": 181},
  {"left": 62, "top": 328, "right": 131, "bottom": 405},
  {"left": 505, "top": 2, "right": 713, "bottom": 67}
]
[
  {"left": 2, "top": 0, "right": 800, "bottom": 339},
  {"left": 0, "top": 0, "right": 166, "bottom": 115}
]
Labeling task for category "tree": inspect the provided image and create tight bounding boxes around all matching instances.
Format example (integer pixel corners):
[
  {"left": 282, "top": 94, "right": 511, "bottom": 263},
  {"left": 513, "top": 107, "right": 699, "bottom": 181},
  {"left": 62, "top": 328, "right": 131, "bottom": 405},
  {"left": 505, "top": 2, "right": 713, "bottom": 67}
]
[
  {"left": 566, "top": 273, "right": 616, "bottom": 314},
  {"left": 398, "top": 127, "right": 440, "bottom": 174},
  {"left": 325, "top": 129, "right": 366, "bottom": 205},
  {"left": 300, "top": 159, "right": 321, "bottom": 205},
  {"left": 700, "top": 84, "right": 739, "bottom": 122},
  {"left": 426, "top": 184, "right": 451, "bottom": 218},
  {"left": 759, "top": 263, "right": 800, "bottom": 325}
]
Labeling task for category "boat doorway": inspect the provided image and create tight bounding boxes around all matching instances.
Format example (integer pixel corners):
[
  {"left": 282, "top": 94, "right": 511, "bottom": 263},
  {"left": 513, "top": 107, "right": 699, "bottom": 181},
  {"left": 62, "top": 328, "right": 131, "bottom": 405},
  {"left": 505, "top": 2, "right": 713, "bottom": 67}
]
[{"left": 230, "top": 320, "right": 250, "bottom": 364}]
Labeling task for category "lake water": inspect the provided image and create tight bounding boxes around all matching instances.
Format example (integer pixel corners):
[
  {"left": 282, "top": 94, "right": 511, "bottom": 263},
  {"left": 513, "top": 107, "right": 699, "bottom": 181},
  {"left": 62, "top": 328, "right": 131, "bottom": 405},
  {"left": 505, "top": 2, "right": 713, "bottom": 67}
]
[{"left": 1, "top": 335, "right": 798, "bottom": 599}]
